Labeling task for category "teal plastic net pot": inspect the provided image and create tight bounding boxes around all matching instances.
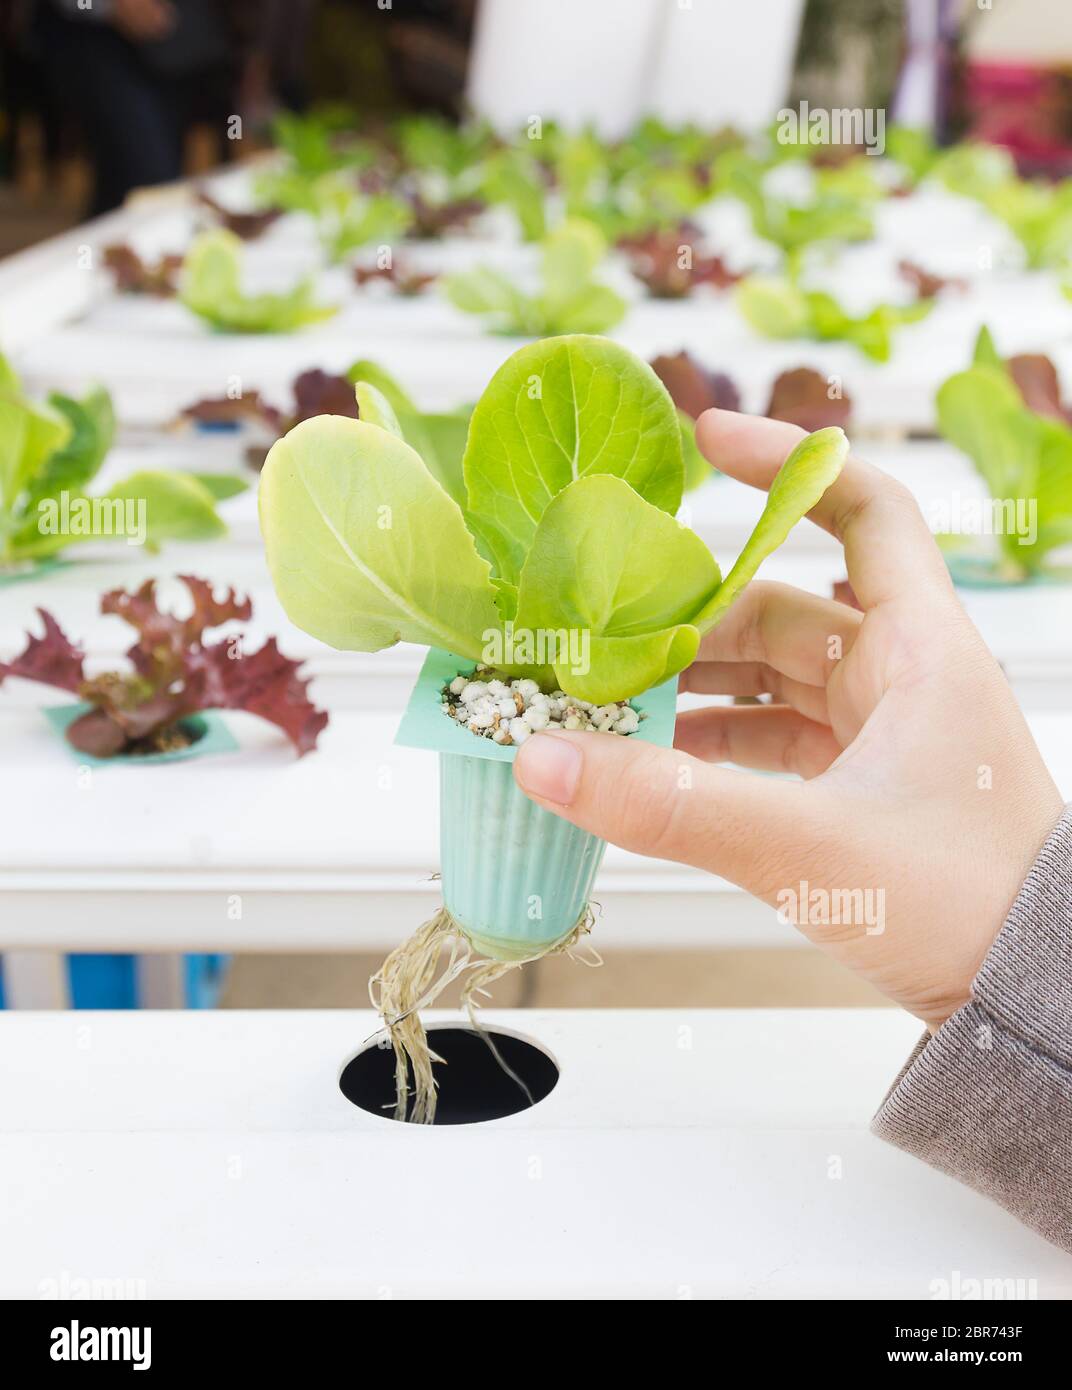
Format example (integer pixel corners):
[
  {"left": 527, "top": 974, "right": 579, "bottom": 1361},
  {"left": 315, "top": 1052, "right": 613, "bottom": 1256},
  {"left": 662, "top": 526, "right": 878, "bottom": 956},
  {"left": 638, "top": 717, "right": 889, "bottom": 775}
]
[
  {"left": 396, "top": 649, "right": 679, "bottom": 962},
  {"left": 438, "top": 750, "right": 607, "bottom": 960}
]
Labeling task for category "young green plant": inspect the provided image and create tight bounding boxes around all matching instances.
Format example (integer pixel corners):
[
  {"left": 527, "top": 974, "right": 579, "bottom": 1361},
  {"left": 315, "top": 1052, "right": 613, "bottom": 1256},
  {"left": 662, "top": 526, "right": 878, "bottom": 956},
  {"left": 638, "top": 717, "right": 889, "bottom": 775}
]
[
  {"left": 180, "top": 230, "right": 338, "bottom": 333},
  {"left": 443, "top": 220, "right": 626, "bottom": 337},
  {"left": 736, "top": 275, "right": 933, "bottom": 362},
  {"left": 0, "top": 357, "right": 244, "bottom": 570},
  {"left": 936, "top": 326, "right": 1072, "bottom": 581},
  {"left": 258, "top": 334, "right": 846, "bottom": 1119}
]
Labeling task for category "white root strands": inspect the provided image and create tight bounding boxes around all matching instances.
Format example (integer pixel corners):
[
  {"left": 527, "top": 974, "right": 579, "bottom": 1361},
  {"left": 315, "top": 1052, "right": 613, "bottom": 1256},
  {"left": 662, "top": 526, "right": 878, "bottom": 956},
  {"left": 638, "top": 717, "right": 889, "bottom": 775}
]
[{"left": 368, "top": 905, "right": 598, "bottom": 1124}]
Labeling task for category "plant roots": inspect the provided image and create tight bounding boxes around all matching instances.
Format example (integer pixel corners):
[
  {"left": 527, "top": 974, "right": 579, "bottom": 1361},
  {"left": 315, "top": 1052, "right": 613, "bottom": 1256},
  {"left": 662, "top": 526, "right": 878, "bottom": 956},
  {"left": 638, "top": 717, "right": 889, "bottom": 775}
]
[{"left": 368, "top": 904, "right": 600, "bottom": 1124}]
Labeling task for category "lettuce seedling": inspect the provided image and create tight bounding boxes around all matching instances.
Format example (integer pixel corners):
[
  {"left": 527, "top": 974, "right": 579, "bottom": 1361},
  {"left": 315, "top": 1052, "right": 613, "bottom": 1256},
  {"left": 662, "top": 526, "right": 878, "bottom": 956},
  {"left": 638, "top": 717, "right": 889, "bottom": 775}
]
[
  {"left": 259, "top": 336, "right": 847, "bottom": 704},
  {"left": 315, "top": 183, "right": 412, "bottom": 263},
  {"left": 0, "top": 576, "right": 327, "bottom": 757},
  {"left": 392, "top": 113, "right": 497, "bottom": 183},
  {"left": 980, "top": 177, "right": 1072, "bottom": 271},
  {"left": 934, "top": 142, "right": 1017, "bottom": 201},
  {"left": 271, "top": 107, "right": 373, "bottom": 178},
  {"left": 936, "top": 326, "right": 1072, "bottom": 579},
  {"left": 0, "top": 357, "right": 245, "bottom": 569},
  {"left": 180, "top": 230, "right": 338, "bottom": 333},
  {"left": 884, "top": 125, "right": 941, "bottom": 189},
  {"left": 736, "top": 275, "right": 933, "bottom": 362},
  {"left": 719, "top": 151, "right": 874, "bottom": 275},
  {"left": 479, "top": 147, "right": 549, "bottom": 242},
  {"left": 443, "top": 221, "right": 626, "bottom": 337}
]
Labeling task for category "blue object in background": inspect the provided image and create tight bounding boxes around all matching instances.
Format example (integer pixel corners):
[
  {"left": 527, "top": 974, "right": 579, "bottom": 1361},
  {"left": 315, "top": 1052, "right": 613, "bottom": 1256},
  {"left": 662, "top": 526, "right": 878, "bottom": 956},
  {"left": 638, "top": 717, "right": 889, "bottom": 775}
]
[{"left": 0, "top": 953, "right": 230, "bottom": 1009}]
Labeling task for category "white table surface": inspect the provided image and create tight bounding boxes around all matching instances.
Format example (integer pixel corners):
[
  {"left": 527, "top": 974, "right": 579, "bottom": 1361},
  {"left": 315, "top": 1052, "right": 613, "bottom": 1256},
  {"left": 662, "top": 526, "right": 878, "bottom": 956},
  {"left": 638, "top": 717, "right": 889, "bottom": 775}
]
[
  {"left": 0, "top": 1007, "right": 1064, "bottom": 1299},
  {"left": 2, "top": 536, "right": 1067, "bottom": 714},
  {"left": 1, "top": 707, "right": 1069, "bottom": 953}
]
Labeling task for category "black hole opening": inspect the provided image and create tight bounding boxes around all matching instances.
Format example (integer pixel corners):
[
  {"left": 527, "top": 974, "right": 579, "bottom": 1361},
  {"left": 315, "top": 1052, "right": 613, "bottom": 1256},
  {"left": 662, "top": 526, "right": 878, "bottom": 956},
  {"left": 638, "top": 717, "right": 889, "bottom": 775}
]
[{"left": 339, "top": 1026, "right": 559, "bottom": 1125}]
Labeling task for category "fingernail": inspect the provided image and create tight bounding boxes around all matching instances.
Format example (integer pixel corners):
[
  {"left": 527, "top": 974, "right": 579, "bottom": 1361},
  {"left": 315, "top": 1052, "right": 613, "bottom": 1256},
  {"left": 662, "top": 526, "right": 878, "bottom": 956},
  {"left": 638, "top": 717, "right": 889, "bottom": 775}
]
[{"left": 515, "top": 732, "right": 582, "bottom": 805}]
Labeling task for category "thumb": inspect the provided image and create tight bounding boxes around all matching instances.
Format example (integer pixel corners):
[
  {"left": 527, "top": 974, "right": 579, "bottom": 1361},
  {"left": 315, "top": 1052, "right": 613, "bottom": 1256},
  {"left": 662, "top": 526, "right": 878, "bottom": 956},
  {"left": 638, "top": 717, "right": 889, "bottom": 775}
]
[{"left": 513, "top": 729, "right": 828, "bottom": 904}]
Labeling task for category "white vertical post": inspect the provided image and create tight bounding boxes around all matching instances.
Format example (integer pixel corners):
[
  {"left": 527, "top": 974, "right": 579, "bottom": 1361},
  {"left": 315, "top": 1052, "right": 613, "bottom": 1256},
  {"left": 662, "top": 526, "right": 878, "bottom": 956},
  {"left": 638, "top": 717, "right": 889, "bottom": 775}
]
[
  {"left": 135, "top": 955, "right": 187, "bottom": 1009},
  {"left": 2, "top": 952, "right": 70, "bottom": 1009}
]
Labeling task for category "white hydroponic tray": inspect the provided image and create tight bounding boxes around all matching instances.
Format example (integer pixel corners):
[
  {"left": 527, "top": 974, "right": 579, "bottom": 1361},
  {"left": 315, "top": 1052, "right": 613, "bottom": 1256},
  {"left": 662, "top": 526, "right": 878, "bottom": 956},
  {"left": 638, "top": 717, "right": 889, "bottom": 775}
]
[
  {"left": 0, "top": 707, "right": 1068, "bottom": 958},
  {"left": 86, "top": 431, "right": 1031, "bottom": 555},
  {"left": 1, "top": 538, "right": 1068, "bottom": 713},
  {"left": 0, "top": 1008, "right": 1066, "bottom": 1299},
  {"left": 3, "top": 164, "right": 1070, "bottom": 433}
]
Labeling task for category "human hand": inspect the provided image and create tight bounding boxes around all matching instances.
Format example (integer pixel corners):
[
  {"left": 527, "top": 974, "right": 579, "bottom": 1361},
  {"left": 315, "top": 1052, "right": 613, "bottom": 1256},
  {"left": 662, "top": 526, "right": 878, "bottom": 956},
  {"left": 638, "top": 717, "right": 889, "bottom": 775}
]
[
  {"left": 111, "top": 0, "right": 176, "bottom": 43},
  {"left": 514, "top": 409, "right": 1064, "bottom": 1029}
]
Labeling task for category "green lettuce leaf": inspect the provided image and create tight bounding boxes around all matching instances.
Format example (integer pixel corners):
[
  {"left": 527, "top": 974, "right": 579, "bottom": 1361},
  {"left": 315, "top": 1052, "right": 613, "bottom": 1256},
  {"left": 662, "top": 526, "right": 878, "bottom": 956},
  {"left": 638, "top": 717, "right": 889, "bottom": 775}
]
[
  {"left": 693, "top": 426, "right": 849, "bottom": 632},
  {"left": 27, "top": 387, "right": 116, "bottom": 507},
  {"left": 736, "top": 276, "right": 933, "bottom": 362},
  {"left": 461, "top": 334, "right": 684, "bottom": 586},
  {"left": 354, "top": 381, "right": 403, "bottom": 437},
  {"left": 936, "top": 343, "right": 1072, "bottom": 576},
  {"left": 317, "top": 185, "right": 412, "bottom": 262},
  {"left": 935, "top": 365, "right": 1031, "bottom": 499},
  {"left": 180, "top": 230, "right": 337, "bottom": 333},
  {"left": 0, "top": 395, "right": 70, "bottom": 538},
  {"left": 346, "top": 361, "right": 472, "bottom": 510},
  {"left": 513, "top": 475, "right": 719, "bottom": 700},
  {"left": 345, "top": 359, "right": 420, "bottom": 415},
  {"left": 259, "top": 415, "right": 501, "bottom": 657},
  {"left": 106, "top": 471, "right": 230, "bottom": 545},
  {"left": 258, "top": 337, "right": 845, "bottom": 703},
  {"left": 480, "top": 148, "right": 548, "bottom": 242},
  {"left": 443, "top": 220, "right": 626, "bottom": 336},
  {"left": 679, "top": 410, "right": 713, "bottom": 491}
]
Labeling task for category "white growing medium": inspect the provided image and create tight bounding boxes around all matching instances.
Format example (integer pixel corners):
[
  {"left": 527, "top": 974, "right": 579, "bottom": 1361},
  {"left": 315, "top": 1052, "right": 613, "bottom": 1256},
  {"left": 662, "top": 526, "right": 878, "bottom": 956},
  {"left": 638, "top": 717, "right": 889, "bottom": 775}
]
[{"left": 442, "top": 669, "right": 642, "bottom": 745}]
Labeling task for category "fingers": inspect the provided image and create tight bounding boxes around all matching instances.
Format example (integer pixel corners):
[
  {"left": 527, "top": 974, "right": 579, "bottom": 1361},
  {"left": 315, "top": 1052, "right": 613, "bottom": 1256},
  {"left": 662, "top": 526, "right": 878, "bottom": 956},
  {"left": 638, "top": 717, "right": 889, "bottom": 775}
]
[
  {"left": 513, "top": 728, "right": 826, "bottom": 899},
  {"left": 695, "top": 408, "right": 954, "bottom": 611},
  {"left": 674, "top": 705, "right": 842, "bottom": 777},
  {"left": 680, "top": 665, "right": 832, "bottom": 724},
  {"left": 688, "top": 580, "right": 861, "bottom": 686}
]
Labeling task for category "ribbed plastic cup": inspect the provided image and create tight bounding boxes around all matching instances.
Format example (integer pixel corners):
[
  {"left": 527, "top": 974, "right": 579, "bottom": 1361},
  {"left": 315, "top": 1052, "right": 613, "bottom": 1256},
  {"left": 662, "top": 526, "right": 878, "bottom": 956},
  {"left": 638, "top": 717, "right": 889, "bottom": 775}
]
[{"left": 439, "top": 750, "right": 607, "bottom": 961}]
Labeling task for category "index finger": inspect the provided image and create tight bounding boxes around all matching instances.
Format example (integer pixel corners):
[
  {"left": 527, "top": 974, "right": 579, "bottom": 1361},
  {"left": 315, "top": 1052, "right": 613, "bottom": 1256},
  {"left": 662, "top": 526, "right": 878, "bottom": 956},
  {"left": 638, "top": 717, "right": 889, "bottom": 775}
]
[{"left": 695, "top": 407, "right": 953, "bottom": 610}]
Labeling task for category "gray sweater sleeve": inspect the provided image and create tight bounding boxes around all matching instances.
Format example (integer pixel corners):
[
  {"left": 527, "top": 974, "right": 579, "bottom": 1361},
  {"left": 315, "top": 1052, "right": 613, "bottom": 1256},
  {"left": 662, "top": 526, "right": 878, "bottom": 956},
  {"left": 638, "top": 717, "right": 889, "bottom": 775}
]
[{"left": 872, "top": 805, "right": 1072, "bottom": 1253}]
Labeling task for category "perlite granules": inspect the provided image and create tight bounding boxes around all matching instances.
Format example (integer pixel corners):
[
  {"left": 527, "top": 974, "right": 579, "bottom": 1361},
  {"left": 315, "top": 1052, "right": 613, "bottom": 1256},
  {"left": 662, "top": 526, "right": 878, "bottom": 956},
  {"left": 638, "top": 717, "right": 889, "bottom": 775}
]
[{"left": 442, "top": 666, "right": 643, "bottom": 745}]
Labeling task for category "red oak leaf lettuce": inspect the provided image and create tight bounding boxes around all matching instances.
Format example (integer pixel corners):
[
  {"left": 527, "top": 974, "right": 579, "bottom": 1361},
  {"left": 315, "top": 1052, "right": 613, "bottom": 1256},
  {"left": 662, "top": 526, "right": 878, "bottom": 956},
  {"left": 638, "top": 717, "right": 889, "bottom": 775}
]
[
  {"left": 0, "top": 577, "right": 327, "bottom": 757},
  {"left": 649, "top": 351, "right": 741, "bottom": 418},
  {"left": 766, "top": 367, "right": 854, "bottom": 432},
  {"left": 103, "top": 244, "right": 183, "bottom": 297},
  {"left": 621, "top": 227, "right": 744, "bottom": 298}
]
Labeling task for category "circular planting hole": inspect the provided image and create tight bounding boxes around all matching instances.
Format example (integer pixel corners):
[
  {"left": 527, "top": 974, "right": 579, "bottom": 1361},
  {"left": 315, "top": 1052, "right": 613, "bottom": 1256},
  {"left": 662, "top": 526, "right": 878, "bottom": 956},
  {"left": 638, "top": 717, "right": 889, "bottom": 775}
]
[{"left": 339, "top": 1026, "right": 559, "bottom": 1125}]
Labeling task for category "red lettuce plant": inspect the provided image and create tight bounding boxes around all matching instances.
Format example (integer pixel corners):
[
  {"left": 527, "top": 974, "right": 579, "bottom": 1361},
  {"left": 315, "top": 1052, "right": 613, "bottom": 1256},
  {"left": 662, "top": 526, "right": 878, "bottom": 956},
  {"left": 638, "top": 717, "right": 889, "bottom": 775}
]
[
  {"left": 405, "top": 191, "right": 485, "bottom": 239},
  {"left": 354, "top": 262, "right": 437, "bottom": 296},
  {"left": 765, "top": 367, "right": 853, "bottom": 432},
  {"left": 651, "top": 353, "right": 852, "bottom": 432},
  {"left": 897, "top": 259, "right": 968, "bottom": 301},
  {"left": 182, "top": 369, "right": 359, "bottom": 467},
  {"left": 103, "top": 245, "right": 183, "bottom": 297},
  {"left": 196, "top": 191, "right": 285, "bottom": 240},
  {"left": 621, "top": 226, "right": 744, "bottom": 298},
  {"left": 650, "top": 351, "right": 741, "bottom": 417},
  {"left": 0, "top": 577, "right": 327, "bottom": 758}
]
